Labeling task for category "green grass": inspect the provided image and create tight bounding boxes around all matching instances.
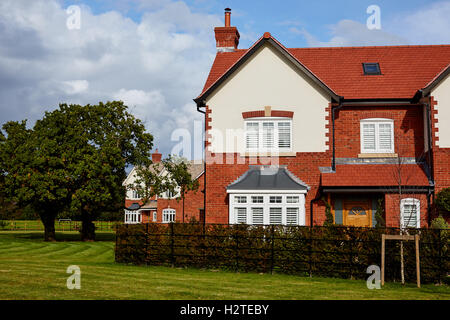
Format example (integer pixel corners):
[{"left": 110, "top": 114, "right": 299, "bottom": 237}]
[
  {"left": 0, "top": 231, "right": 448, "bottom": 300},
  {"left": 0, "top": 220, "right": 118, "bottom": 231}
]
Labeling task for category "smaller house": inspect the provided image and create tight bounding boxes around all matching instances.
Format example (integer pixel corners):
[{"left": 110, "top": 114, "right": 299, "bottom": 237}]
[{"left": 122, "top": 149, "right": 204, "bottom": 224}]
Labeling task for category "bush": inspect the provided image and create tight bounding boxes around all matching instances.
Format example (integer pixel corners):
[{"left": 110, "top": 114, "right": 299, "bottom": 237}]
[
  {"left": 436, "top": 187, "right": 450, "bottom": 214},
  {"left": 431, "top": 216, "right": 449, "bottom": 230},
  {"left": 115, "top": 223, "right": 449, "bottom": 284}
]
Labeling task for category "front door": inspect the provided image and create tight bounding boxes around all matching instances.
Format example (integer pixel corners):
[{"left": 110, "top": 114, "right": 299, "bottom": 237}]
[{"left": 343, "top": 200, "right": 371, "bottom": 227}]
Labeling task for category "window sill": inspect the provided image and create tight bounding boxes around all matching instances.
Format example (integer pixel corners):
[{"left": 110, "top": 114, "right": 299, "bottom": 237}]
[
  {"left": 242, "top": 152, "right": 296, "bottom": 157},
  {"left": 358, "top": 153, "right": 398, "bottom": 158}
]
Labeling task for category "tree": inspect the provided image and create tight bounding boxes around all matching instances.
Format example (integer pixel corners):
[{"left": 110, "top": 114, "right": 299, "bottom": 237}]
[
  {"left": 0, "top": 101, "right": 153, "bottom": 241},
  {"left": 162, "top": 155, "right": 199, "bottom": 223},
  {"left": 0, "top": 120, "right": 71, "bottom": 241},
  {"left": 58, "top": 102, "right": 153, "bottom": 241}
]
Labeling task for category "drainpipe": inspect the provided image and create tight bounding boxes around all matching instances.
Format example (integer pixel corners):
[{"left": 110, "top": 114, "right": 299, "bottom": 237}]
[
  {"left": 423, "top": 96, "right": 435, "bottom": 225},
  {"left": 331, "top": 97, "right": 344, "bottom": 172},
  {"left": 196, "top": 100, "right": 207, "bottom": 227}
]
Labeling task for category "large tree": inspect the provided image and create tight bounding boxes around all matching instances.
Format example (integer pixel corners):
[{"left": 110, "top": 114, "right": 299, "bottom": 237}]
[
  {"left": 0, "top": 102, "right": 153, "bottom": 241},
  {"left": 59, "top": 102, "right": 153, "bottom": 240},
  {"left": 0, "top": 120, "right": 72, "bottom": 241}
]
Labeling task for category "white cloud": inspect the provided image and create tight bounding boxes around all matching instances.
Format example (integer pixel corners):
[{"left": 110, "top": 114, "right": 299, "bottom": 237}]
[
  {"left": 0, "top": 0, "right": 221, "bottom": 159},
  {"left": 292, "top": 20, "right": 408, "bottom": 47},
  {"left": 61, "top": 80, "right": 89, "bottom": 95}
]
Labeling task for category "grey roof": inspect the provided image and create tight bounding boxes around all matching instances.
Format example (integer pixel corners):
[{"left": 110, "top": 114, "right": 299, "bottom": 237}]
[
  {"left": 126, "top": 202, "right": 141, "bottom": 211},
  {"left": 227, "top": 166, "right": 309, "bottom": 191}
]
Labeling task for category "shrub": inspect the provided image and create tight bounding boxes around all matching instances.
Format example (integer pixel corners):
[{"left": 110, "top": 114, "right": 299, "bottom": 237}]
[
  {"left": 115, "top": 223, "right": 449, "bottom": 284},
  {"left": 436, "top": 187, "right": 450, "bottom": 214}
]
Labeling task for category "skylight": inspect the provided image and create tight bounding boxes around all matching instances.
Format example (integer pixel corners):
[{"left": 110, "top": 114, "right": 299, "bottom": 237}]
[{"left": 362, "top": 63, "right": 381, "bottom": 75}]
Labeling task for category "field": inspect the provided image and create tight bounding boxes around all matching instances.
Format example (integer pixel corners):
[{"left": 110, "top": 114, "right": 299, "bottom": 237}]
[
  {"left": 0, "top": 220, "right": 118, "bottom": 231},
  {"left": 0, "top": 231, "right": 448, "bottom": 300}
]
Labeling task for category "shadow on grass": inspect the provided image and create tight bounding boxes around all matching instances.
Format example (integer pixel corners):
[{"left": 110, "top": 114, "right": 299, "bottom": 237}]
[{"left": 0, "top": 231, "right": 116, "bottom": 242}]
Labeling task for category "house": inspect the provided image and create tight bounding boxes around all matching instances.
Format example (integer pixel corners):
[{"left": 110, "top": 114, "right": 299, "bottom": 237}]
[
  {"left": 193, "top": 8, "right": 450, "bottom": 228},
  {"left": 123, "top": 149, "right": 204, "bottom": 224}
]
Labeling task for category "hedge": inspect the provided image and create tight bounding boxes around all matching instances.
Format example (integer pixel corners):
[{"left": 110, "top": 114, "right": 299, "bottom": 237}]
[{"left": 115, "top": 223, "right": 449, "bottom": 284}]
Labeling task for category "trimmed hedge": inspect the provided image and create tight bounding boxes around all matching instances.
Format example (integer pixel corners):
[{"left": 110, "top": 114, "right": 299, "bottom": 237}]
[{"left": 115, "top": 223, "right": 449, "bottom": 284}]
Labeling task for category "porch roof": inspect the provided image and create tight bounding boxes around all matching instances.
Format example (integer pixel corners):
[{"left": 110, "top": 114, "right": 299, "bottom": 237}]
[
  {"left": 227, "top": 165, "right": 309, "bottom": 191},
  {"left": 321, "top": 163, "right": 431, "bottom": 187}
]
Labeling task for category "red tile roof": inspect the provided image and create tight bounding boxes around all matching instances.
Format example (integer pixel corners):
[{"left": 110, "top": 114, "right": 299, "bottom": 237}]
[
  {"left": 200, "top": 34, "right": 450, "bottom": 100},
  {"left": 321, "top": 164, "right": 430, "bottom": 187}
]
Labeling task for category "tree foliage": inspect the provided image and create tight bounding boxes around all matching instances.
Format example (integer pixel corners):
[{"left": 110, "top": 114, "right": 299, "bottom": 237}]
[
  {"left": 436, "top": 187, "right": 450, "bottom": 214},
  {"left": 0, "top": 102, "right": 153, "bottom": 241}
]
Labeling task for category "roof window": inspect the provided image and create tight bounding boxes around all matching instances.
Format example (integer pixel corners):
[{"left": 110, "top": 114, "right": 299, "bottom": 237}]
[{"left": 363, "top": 63, "right": 381, "bottom": 75}]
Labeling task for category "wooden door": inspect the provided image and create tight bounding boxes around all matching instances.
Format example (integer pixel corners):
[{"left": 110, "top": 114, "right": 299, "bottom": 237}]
[{"left": 343, "top": 200, "right": 371, "bottom": 227}]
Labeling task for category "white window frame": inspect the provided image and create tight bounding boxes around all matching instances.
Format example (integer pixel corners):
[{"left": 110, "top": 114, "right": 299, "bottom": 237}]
[
  {"left": 152, "top": 211, "right": 157, "bottom": 222},
  {"left": 400, "top": 198, "right": 420, "bottom": 228},
  {"left": 124, "top": 210, "right": 142, "bottom": 224},
  {"left": 227, "top": 191, "right": 306, "bottom": 226},
  {"left": 360, "top": 118, "right": 394, "bottom": 154},
  {"left": 245, "top": 118, "right": 292, "bottom": 153},
  {"left": 162, "top": 208, "right": 176, "bottom": 223}
]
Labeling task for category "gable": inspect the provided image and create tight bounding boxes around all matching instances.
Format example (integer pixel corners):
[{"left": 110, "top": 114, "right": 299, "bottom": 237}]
[
  {"left": 431, "top": 72, "right": 450, "bottom": 148},
  {"left": 206, "top": 42, "right": 331, "bottom": 153}
]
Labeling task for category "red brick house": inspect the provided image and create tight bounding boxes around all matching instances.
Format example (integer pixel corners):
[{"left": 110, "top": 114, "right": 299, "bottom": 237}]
[
  {"left": 123, "top": 149, "right": 204, "bottom": 224},
  {"left": 193, "top": 9, "right": 450, "bottom": 228}
]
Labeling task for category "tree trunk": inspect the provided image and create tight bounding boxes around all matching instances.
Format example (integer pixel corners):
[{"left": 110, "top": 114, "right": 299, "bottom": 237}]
[
  {"left": 400, "top": 240, "right": 405, "bottom": 285},
  {"left": 40, "top": 214, "right": 56, "bottom": 242},
  {"left": 80, "top": 210, "right": 95, "bottom": 241}
]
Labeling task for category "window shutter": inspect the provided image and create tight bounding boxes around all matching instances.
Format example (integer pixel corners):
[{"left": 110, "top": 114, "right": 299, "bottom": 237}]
[
  {"left": 278, "top": 122, "right": 291, "bottom": 149},
  {"left": 252, "top": 208, "right": 264, "bottom": 224},
  {"left": 379, "top": 123, "right": 392, "bottom": 151},
  {"left": 403, "top": 204, "right": 417, "bottom": 228},
  {"left": 236, "top": 208, "right": 247, "bottom": 224},
  {"left": 286, "top": 208, "right": 298, "bottom": 225},
  {"left": 246, "top": 122, "right": 259, "bottom": 149},
  {"left": 362, "top": 123, "right": 376, "bottom": 151},
  {"left": 269, "top": 208, "right": 282, "bottom": 224},
  {"left": 262, "top": 122, "right": 274, "bottom": 149}
]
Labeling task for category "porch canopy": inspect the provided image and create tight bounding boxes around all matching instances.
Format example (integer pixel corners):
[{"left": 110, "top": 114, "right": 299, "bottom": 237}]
[
  {"left": 227, "top": 165, "right": 309, "bottom": 192},
  {"left": 321, "top": 163, "right": 432, "bottom": 193}
]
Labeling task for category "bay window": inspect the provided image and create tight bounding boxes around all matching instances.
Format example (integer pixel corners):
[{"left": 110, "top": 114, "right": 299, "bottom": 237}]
[{"left": 228, "top": 193, "right": 306, "bottom": 226}]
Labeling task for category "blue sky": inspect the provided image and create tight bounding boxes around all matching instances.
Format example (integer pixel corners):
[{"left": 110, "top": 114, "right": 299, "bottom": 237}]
[{"left": 1, "top": 0, "right": 450, "bottom": 160}]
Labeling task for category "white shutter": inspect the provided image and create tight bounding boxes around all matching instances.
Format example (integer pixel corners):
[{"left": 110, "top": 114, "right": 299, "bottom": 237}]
[
  {"left": 403, "top": 204, "right": 417, "bottom": 228},
  {"left": 252, "top": 208, "right": 264, "bottom": 225},
  {"left": 235, "top": 208, "right": 247, "bottom": 224},
  {"left": 262, "top": 122, "right": 274, "bottom": 149},
  {"left": 378, "top": 123, "right": 393, "bottom": 151},
  {"left": 362, "top": 123, "right": 376, "bottom": 151},
  {"left": 269, "top": 207, "right": 282, "bottom": 225},
  {"left": 246, "top": 122, "right": 259, "bottom": 150},
  {"left": 286, "top": 208, "right": 299, "bottom": 225},
  {"left": 278, "top": 122, "right": 291, "bottom": 149}
]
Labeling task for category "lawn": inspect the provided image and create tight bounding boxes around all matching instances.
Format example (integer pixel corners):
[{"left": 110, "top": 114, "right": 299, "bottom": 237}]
[{"left": 0, "top": 231, "right": 448, "bottom": 300}]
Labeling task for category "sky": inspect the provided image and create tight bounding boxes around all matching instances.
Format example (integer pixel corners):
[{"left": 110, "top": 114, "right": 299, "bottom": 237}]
[{"left": 1, "top": 0, "right": 450, "bottom": 160}]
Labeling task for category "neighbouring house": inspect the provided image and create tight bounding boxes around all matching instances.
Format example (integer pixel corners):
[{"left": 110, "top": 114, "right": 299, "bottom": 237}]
[
  {"left": 191, "top": 8, "right": 450, "bottom": 228},
  {"left": 123, "top": 149, "right": 204, "bottom": 224}
]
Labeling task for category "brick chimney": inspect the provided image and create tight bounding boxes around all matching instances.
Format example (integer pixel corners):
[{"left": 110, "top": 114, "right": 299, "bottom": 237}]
[
  {"left": 214, "top": 8, "right": 240, "bottom": 52},
  {"left": 152, "top": 149, "right": 162, "bottom": 163}
]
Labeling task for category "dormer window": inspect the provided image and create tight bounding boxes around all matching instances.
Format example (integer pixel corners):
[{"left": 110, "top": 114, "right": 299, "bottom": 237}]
[{"left": 362, "top": 63, "right": 381, "bottom": 75}]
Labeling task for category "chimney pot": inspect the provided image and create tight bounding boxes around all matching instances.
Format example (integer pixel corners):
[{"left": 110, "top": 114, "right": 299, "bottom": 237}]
[{"left": 224, "top": 8, "right": 231, "bottom": 27}]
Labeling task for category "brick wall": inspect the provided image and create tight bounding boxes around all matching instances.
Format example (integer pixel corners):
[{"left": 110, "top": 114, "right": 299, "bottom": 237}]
[
  {"left": 384, "top": 193, "right": 429, "bottom": 228},
  {"left": 334, "top": 105, "right": 425, "bottom": 158}
]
